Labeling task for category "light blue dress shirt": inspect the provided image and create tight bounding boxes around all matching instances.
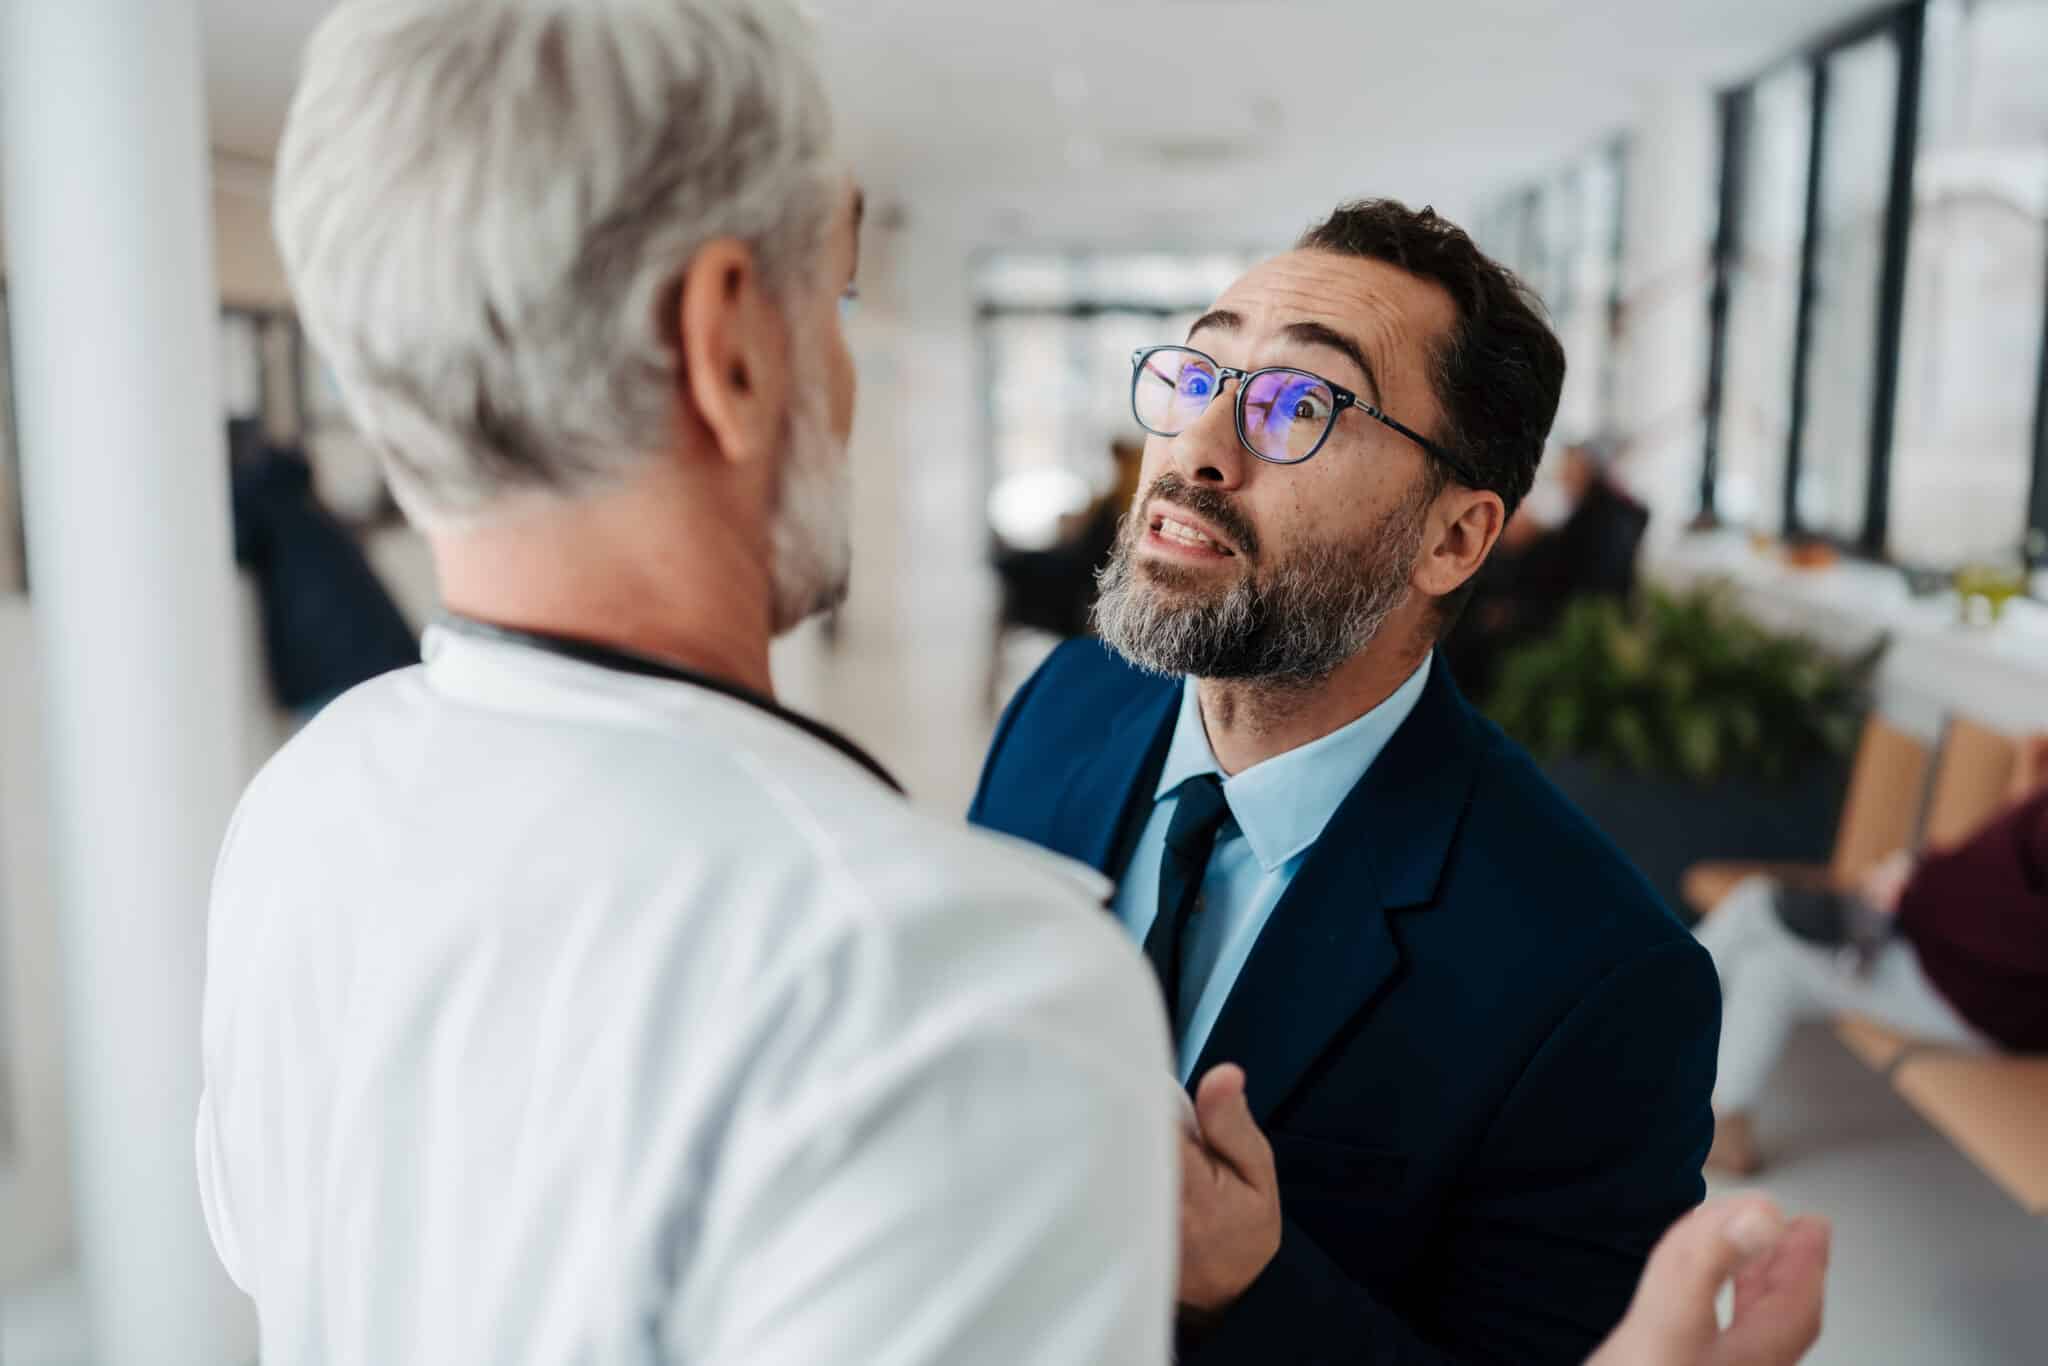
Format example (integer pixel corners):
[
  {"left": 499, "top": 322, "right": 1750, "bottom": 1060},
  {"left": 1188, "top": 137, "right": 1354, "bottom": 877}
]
[{"left": 1113, "top": 654, "right": 1433, "bottom": 1081}]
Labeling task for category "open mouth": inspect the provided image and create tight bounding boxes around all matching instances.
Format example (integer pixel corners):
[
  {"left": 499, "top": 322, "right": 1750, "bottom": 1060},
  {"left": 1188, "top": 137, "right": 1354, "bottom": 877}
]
[{"left": 1147, "top": 510, "right": 1237, "bottom": 558}]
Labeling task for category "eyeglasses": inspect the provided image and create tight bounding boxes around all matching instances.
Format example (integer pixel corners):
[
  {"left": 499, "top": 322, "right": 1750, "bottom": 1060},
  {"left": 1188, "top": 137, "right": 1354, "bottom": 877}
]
[{"left": 1129, "top": 344, "right": 1478, "bottom": 485}]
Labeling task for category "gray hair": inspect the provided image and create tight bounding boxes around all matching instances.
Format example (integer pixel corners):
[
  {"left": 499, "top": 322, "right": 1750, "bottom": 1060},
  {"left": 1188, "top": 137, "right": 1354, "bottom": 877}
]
[{"left": 274, "top": 0, "right": 837, "bottom": 525}]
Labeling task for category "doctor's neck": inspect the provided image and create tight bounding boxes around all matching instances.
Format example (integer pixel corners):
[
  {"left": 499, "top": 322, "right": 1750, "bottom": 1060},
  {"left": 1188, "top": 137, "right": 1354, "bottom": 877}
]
[{"left": 432, "top": 453, "right": 779, "bottom": 699}]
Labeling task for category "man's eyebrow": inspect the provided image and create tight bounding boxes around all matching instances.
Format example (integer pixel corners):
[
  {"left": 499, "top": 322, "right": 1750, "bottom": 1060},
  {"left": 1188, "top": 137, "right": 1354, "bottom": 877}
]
[
  {"left": 1279, "top": 321, "right": 1380, "bottom": 401},
  {"left": 850, "top": 188, "right": 866, "bottom": 277},
  {"left": 1186, "top": 308, "right": 1241, "bottom": 341}
]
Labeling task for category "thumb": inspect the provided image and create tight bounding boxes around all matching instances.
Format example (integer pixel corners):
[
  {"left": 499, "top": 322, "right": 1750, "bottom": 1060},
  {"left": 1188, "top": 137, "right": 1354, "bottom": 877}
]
[
  {"left": 1594, "top": 1197, "right": 1786, "bottom": 1363},
  {"left": 1193, "top": 1064, "right": 1270, "bottom": 1184}
]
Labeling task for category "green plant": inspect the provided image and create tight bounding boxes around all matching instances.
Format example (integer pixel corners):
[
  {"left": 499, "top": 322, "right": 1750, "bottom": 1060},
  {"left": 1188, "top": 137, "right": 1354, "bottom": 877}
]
[{"left": 1487, "top": 584, "right": 1884, "bottom": 785}]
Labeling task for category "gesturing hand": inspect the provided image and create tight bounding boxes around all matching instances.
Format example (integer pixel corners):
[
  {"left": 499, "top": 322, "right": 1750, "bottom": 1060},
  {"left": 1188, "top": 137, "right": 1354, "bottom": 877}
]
[
  {"left": 1588, "top": 1195, "right": 1832, "bottom": 1366},
  {"left": 1177, "top": 1064, "right": 1283, "bottom": 1313}
]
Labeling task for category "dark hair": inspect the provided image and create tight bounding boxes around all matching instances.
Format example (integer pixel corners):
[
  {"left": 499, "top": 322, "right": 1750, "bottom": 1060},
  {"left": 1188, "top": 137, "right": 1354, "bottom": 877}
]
[{"left": 1296, "top": 199, "right": 1565, "bottom": 624}]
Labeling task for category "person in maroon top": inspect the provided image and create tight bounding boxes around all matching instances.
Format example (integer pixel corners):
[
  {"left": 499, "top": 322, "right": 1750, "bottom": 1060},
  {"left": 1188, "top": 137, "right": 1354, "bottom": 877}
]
[
  {"left": 1896, "top": 775, "right": 2048, "bottom": 1052},
  {"left": 1703, "top": 734, "right": 2048, "bottom": 1175}
]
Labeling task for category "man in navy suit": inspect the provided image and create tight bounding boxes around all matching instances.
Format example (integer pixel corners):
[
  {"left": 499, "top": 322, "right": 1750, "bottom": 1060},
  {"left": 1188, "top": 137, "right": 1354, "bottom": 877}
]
[{"left": 970, "top": 199, "right": 1722, "bottom": 1364}]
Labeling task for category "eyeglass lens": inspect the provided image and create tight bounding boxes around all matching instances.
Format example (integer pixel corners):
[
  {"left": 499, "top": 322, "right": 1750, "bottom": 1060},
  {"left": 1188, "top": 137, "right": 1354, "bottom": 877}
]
[{"left": 1134, "top": 348, "right": 1335, "bottom": 464}]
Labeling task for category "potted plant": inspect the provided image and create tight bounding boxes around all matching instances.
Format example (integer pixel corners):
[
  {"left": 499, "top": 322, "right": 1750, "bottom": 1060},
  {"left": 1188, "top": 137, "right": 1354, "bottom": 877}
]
[{"left": 1485, "top": 584, "right": 1885, "bottom": 918}]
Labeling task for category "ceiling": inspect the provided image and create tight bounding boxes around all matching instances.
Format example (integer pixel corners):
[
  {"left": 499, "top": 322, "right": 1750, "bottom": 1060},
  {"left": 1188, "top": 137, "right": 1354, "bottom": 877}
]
[{"left": 201, "top": 0, "right": 1884, "bottom": 250}]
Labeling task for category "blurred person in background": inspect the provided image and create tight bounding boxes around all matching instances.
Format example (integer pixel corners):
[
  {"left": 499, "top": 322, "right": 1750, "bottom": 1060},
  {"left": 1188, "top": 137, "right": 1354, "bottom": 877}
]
[
  {"left": 972, "top": 202, "right": 1722, "bottom": 1364},
  {"left": 228, "top": 416, "right": 419, "bottom": 717},
  {"left": 195, "top": 1, "right": 1178, "bottom": 1361},
  {"left": 985, "top": 437, "right": 1140, "bottom": 706},
  {"left": 1704, "top": 734, "right": 2048, "bottom": 1175},
  {"left": 1443, "top": 433, "right": 1650, "bottom": 699}
]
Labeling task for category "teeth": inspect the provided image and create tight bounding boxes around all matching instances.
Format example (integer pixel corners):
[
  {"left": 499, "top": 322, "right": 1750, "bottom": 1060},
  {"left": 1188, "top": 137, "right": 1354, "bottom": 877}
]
[{"left": 1159, "top": 517, "right": 1219, "bottom": 550}]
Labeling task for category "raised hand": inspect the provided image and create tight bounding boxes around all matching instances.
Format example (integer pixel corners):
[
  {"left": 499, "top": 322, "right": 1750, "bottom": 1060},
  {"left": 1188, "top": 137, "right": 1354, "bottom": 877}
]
[
  {"left": 1177, "top": 1064, "right": 1283, "bottom": 1313},
  {"left": 1588, "top": 1195, "right": 1831, "bottom": 1366}
]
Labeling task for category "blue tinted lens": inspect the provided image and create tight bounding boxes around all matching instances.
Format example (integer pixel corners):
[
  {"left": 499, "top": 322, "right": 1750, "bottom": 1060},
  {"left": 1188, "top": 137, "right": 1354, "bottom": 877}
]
[{"left": 1134, "top": 349, "right": 1219, "bottom": 433}]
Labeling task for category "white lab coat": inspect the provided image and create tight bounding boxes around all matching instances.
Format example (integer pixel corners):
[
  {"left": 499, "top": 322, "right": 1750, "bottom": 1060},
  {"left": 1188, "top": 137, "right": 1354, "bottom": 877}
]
[{"left": 196, "top": 626, "right": 1176, "bottom": 1365}]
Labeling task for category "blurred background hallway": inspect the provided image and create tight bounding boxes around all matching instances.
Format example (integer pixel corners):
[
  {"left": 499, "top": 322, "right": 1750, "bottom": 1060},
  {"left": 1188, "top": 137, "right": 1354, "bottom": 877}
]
[{"left": 5, "top": 1, "right": 2048, "bottom": 1361}]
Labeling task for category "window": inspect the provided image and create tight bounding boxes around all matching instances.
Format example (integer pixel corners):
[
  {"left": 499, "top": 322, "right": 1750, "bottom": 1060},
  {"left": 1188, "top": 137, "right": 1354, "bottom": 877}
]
[
  {"left": 1797, "top": 34, "right": 1902, "bottom": 542},
  {"left": 1476, "top": 142, "right": 1629, "bottom": 446},
  {"left": 219, "top": 312, "right": 266, "bottom": 423},
  {"left": 1718, "top": 68, "right": 1815, "bottom": 532},
  {"left": 219, "top": 308, "right": 305, "bottom": 441},
  {"left": 1551, "top": 147, "right": 1627, "bottom": 443},
  {"left": 1703, "top": 0, "right": 2048, "bottom": 568},
  {"left": 1888, "top": 0, "right": 2048, "bottom": 565}
]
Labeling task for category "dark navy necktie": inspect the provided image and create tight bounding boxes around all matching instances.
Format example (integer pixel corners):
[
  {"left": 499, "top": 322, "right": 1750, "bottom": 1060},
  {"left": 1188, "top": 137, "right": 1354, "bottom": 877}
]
[{"left": 1142, "top": 773, "right": 1232, "bottom": 1034}]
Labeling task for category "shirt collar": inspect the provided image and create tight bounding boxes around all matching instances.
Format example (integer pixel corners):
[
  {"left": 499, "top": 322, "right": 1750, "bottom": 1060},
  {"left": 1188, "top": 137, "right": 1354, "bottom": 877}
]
[
  {"left": 422, "top": 620, "right": 904, "bottom": 794},
  {"left": 1153, "top": 653, "right": 1434, "bottom": 874}
]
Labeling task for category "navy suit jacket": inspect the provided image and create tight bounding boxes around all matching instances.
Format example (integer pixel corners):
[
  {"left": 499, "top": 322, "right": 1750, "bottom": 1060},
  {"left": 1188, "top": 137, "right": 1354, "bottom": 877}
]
[{"left": 969, "top": 640, "right": 1720, "bottom": 1365}]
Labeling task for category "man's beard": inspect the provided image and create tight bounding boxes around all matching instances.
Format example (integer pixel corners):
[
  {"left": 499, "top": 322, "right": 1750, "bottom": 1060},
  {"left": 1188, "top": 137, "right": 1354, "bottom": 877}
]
[
  {"left": 767, "top": 352, "right": 851, "bottom": 636},
  {"left": 1092, "top": 473, "right": 1431, "bottom": 687}
]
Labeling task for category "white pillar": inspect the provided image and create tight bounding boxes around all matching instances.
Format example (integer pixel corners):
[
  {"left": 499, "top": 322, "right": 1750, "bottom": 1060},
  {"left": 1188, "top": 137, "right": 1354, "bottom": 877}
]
[{"left": 0, "top": 0, "right": 252, "bottom": 1360}]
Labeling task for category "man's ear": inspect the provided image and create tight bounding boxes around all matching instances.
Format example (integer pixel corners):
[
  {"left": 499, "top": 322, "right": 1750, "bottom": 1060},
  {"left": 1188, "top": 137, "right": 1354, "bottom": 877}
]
[
  {"left": 1414, "top": 486, "right": 1505, "bottom": 600},
  {"left": 675, "top": 238, "right": 791, "bottom": 467}
]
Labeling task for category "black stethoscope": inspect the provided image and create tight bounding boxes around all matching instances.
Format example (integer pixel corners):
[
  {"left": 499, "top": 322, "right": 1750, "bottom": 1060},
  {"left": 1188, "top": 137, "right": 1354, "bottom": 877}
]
[{"left": 435, "top": 613, "right": 904, "bottom": 796}]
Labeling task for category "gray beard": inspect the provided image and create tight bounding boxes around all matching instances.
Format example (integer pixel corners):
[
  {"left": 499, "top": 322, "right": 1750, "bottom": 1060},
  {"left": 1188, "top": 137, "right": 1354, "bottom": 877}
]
[
  {"left": 1091, "top": 488, "right": 1428, "bottom": 688},
  {"left": 768, "top": 357, "right": 851, "bottom": 635}
]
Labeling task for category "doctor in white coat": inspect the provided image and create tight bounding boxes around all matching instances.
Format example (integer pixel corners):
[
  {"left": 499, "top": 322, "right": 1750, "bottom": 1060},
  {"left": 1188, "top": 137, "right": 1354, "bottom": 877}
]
[
  {"left": 194, "top": 2, "right": 1180, "bottom": 1361},
  {"left": 196, "top": 2, "right": 1828, "bottom": 1363}
]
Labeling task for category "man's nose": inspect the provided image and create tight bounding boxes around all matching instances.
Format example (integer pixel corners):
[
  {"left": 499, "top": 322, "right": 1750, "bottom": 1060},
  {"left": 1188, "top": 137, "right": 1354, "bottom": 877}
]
[{"left": 1169, "top": 380, "right": 1250, "bottom": 492}]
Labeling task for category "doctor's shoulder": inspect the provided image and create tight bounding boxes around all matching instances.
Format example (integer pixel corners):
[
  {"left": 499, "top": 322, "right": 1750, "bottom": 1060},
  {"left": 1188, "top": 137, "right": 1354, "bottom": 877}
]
[
  {"left": 822, "top": 807, "right": 1160, "bottom": 1005},
  {"left": 682, "top": 706, "right": 1121, "bottom": 930}
]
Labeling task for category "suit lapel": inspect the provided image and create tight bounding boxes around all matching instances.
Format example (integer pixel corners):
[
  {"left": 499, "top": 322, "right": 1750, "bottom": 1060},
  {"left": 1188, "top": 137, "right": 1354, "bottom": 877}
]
[
  {"left": 1048, "top": 677, "right": 1180, "bottom": 878},
  {"left": 1193, "top": 657, "right": 1484, "bottom": 1124}
]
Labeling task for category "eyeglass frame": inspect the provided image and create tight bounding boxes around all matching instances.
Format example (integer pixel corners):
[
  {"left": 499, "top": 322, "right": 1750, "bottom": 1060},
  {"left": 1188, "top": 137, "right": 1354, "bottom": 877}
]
[{"left": 1128, "top": 344, "right": 1482, "bottom": 488}]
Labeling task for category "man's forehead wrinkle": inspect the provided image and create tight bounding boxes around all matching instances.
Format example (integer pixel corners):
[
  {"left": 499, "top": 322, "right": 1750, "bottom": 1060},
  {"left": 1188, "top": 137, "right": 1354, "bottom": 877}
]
[{"left": 1219, "top": 280, "right": 1411, "bottom": 393}]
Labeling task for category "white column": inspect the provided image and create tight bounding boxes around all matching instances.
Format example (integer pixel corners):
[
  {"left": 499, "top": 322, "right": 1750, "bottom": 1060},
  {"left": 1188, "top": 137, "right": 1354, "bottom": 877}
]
[{"left": 0, "top": 0, "right": 252, "bottom": 1360}]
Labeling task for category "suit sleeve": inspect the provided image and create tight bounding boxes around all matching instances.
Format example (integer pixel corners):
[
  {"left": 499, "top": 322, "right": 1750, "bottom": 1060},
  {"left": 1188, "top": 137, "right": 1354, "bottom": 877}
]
[{"left": 1187, "top": 938, "right": 1720, "bottom": 1366}]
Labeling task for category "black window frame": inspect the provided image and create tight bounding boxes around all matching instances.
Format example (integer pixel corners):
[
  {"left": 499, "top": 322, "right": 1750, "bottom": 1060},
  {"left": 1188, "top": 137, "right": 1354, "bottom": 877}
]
[
  {"left": 0, "top": 283, "right": 23, "bottom": 594},
  {"left": 1703, "top": 0, "right": 2048, "bottom": 568},
  {"left": 1601, "top": 134, "right": 1631, "bottom": 433}
]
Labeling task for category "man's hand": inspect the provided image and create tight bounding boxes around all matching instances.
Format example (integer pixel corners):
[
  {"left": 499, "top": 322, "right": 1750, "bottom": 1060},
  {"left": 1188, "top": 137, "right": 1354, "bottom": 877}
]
[
  {"left": 1587, "top": 1195, "right": 1832, "bottom": 1366},
  {"left": 1856, "top": 850, "right": 1915, "bottom": 918},
  {"left": 1178, "top": 1064, "right": 1282, "bottom": 1313}
]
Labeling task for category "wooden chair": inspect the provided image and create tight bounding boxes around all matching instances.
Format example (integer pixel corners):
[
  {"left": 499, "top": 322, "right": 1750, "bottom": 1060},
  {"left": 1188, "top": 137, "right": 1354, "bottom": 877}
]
[
  {"left": 1893, "top": 1053, "right": 2048, "bottom": 1215},
  {"left": 1682, "top": 715, "right": 1933, "bottom": 1073},
  {"left": 1680, "top": 715, "right": 1930, "bottom": 918},
  {"left": 1832, "top": 718, "right": 2022, "bottom": 1069},
  {"left": 1919, "top": 717, "right": 2018, "bottom": 854}
]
